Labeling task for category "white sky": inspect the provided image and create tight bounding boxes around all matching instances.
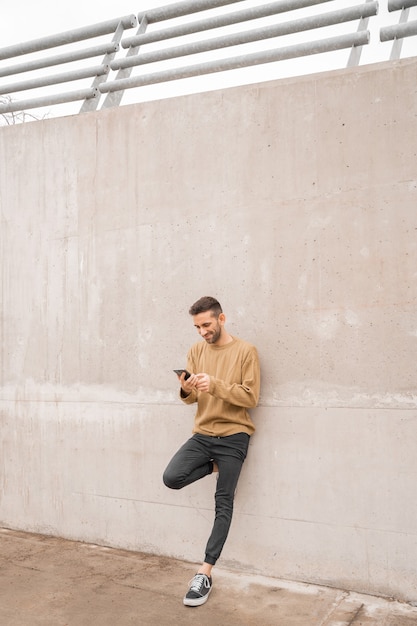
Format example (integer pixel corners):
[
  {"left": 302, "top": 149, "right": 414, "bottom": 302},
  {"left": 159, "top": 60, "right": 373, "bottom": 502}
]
[{"left": 0, "top": 0, "right": 416, "bottom": 119}]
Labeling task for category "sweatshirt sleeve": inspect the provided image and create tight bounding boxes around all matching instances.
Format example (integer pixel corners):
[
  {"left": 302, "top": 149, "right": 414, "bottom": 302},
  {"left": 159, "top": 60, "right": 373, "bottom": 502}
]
[
  {"left": 179, "top": 351, "right": 198, "bottom": 405},
  {"left": 209, "top": 346, "right": 260, "bottom": 409}
]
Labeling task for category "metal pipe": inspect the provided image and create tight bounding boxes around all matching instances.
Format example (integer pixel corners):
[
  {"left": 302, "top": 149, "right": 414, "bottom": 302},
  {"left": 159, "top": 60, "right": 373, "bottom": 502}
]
[
  {"left": 0, "top": 43, "right": 119, "bottom": 78},
  {"left": 114, "top": 2, "right": 377, "bottom": 71},
  {"left": 380, "top": 19, "right": 417, "bottom": 40},
  {"left": 101, "top": 16, "right": 149, "bottom": 110},
  {"left": 347, "top": 0, "right": 373, "bottom": 67},
  {"left": 388, "top": 0, "right": 417, "bottom": 10},
  {"left": 0, "top": 89, "right": 98, "bottom": 114},
  {"left": 0, "top": 66, "right": 109, "bottom": 96},
  {"left": 388, "top": 7, "right": 410, "bottom": 59},
  {"left": 79, "top": 20, "right": 127, "bottom": 113},
  {"left": 137, "top": 0, "right": 244, "bottom": 24},
  {"left": 0, "top": 15, "right": 137, "bottom": 61},
  {"left": 101, "top": 31, "right": 369, "bottom": 94},
  {"left": 124, "top": 0, "right": 333, "bottom": 48}
]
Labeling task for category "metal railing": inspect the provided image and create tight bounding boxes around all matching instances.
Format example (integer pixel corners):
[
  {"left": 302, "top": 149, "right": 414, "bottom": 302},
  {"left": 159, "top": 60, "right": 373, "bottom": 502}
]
[
  {"left": 0, "top": 0, "right": 416, "bottom": 118},
  {"left": 381, "top": 0, "right": 417, "bottom": 58},
  {"left": 0, "top": 14, "right": 138, "bottom": 114}
]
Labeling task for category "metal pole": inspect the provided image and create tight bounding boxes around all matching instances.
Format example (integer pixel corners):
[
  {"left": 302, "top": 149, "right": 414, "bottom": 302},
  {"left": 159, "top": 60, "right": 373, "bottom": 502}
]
[
  {"left": 0, "top": 66, "right": 109, "bottom": 96},
  {"left": 347, "top": 0, "right": 376, "bottom": 67},
  {"left": 137, "top": 0, "right": 244, "bottom": 24},
  {"left": 0, "top": 43, "right": 119, "bottom": 79},
  {"left": 80, "top": 20, "right": 127, "bottom": 113},
  {"left": 388, "top": 0, "right": 417, "bottom": 10},
  {"left": 124, "top": 0, "right": 333, "bottom": 48},
  {"left": 100, "top": 31, "right": 370, "bottom": 94},
  {"left": 0, "top": 89, "right": 98, "bottom": 114},
  {"left": 101, "top": 16, "right": 149, "bottom": 109},
  {"left": 380, "top": 18, "right": 417, "bottom": 40},
  {"left": 0, "top": 15, "right": 137, "bottom": 61},
  {"left": 114, "top": 2, "right": 377, "bottom": 71}
]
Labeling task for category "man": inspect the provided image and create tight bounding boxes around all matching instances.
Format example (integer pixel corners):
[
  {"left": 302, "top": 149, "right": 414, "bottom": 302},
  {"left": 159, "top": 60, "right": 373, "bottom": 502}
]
[{"left": 163, "top": 296, "right": 260, "bottom": 607}]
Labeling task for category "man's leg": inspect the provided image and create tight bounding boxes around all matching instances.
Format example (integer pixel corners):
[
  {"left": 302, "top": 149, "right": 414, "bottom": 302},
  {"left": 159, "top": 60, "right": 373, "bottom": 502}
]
[
  {"left": 163, "top": 434, "right": 213, "bottom": 490},
  {"left": 203, "top": 433, "right": 249, "bottom": 565},
  {"left": 183, "top": 433, "right": 250, "bottom": 607}
]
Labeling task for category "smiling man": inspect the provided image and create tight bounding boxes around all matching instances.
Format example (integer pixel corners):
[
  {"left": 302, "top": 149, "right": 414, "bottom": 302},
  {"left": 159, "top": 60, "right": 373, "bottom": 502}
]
[{"left": 163, "top": 296, "right": 261, "bottom": 607}]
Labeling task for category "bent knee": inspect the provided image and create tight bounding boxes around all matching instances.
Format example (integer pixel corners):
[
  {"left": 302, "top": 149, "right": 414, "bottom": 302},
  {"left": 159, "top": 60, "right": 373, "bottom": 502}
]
[{"left": 163, "top": 470, "right": 182, "bottom": 490}]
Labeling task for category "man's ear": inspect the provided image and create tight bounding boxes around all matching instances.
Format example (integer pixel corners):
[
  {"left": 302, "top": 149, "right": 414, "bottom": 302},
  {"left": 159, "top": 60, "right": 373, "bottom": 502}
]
[{"left": 218, "top": 313, "right": 226, "bottom": 325}]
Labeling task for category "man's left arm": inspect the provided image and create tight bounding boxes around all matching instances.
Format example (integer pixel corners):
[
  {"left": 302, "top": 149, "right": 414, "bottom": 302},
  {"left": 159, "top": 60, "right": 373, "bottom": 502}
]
[{"left": 196, "top": 348, "right": 260, "bottom": 408}]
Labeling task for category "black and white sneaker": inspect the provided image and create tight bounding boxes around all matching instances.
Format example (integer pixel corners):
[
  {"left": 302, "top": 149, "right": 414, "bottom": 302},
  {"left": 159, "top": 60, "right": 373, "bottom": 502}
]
[{"left": 183, "top": 573, "right": 212, "bottom": 606}]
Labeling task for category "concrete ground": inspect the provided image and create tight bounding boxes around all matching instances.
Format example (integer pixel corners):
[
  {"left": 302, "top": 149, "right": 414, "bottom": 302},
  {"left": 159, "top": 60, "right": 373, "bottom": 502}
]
[{"left": 0, "top": 528, "right": 416, "bottom": 626}]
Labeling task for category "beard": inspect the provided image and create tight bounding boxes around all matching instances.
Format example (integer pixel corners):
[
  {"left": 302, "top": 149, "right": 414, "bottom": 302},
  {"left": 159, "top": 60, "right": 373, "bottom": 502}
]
[{"left": 204, "top": 323, "right": 222, "bottom": 344}]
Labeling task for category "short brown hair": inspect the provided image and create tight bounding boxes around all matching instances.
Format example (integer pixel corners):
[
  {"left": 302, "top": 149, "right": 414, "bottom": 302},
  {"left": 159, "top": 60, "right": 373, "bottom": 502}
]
[{"left": 189, "top": 296, "right": 222, "bottom": 317}]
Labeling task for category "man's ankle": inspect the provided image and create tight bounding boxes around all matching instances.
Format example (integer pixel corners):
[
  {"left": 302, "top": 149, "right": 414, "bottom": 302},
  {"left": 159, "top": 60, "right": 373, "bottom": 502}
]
[{"left": 198, "top": 563, "right": 213, "bottom": 578}]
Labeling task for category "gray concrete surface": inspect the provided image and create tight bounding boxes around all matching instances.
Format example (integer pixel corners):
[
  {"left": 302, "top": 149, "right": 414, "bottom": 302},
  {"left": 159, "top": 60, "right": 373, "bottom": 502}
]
[
  {"left": 1, "top": 56, "right": 417, "bottom": 601},
  {"left": 0, "top": 528, "right": 416, "bottom": 626}
]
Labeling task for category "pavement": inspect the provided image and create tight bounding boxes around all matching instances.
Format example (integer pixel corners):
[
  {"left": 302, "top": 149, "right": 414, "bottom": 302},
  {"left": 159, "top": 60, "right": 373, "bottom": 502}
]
[{"left": 0, "top": 528, "right": 416, "bottom": 626}]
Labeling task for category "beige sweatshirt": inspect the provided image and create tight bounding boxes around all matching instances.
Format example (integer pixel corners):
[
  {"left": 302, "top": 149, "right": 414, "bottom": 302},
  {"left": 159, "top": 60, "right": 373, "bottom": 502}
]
[{"left": 181, "top": 336, "right": 260, "bottom": 437}]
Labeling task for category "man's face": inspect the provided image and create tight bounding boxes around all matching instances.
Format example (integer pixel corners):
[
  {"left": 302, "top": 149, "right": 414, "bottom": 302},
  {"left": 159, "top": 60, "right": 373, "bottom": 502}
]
[{"left": 193, "top": 311, "right": 224, "bottom": 345}]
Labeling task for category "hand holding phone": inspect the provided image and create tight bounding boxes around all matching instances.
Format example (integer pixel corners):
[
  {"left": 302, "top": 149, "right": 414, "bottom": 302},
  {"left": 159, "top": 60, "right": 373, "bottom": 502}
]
[{"left": 173, "top": 369, "right": 191, "bottom": 380}]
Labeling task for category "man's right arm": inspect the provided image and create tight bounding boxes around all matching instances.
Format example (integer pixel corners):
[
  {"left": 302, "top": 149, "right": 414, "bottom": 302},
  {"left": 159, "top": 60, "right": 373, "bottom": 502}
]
[{"left": 179, "top": 360, "right": 198, "bottom": 403}]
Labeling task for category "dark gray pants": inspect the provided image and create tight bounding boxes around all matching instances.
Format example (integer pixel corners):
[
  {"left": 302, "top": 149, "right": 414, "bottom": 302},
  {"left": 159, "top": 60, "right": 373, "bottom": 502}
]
[{"left": 163, "top": 432, "right": 250, "bottom": 565}]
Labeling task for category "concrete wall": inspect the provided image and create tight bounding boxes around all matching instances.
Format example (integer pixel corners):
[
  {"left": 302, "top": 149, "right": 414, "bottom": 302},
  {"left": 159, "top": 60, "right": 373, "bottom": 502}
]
[{"left": 0, "top": 58, "right": 416, "bottom": 601}]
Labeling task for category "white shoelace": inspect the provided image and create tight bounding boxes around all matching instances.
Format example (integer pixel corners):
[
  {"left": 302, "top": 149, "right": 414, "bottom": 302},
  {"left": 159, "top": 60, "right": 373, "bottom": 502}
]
[{"left": 189, "top": 573, "right": 210, "bottom": 593}]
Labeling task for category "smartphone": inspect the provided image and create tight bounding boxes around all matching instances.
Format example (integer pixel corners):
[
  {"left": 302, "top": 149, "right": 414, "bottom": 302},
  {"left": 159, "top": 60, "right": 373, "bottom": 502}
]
[{"left": 173, "top": 369, "right": 191, "bottom": 380}]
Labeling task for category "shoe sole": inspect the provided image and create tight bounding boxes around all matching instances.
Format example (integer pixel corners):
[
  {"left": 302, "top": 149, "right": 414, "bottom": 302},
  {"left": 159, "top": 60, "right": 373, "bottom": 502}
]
[{"left": 183, "top": 587, "right": 212, "bottom": 607}]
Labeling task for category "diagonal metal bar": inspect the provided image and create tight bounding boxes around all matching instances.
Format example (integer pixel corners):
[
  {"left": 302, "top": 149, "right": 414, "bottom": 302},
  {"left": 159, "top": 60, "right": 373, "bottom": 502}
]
[
  {"left": 80, "top": 20, "right": 127, "bottom": 112},
  {"left": 101, "top": 16, "right": 149, "bottom": 109},
  {"left": 0, "top": 1, "right": 397, "bottom": 118},
  {"left": 347, "top": 0, "right": 376, "bottom": 67},
  {"left": 392, "top": 12, "right": 413, "bottom": 60},
  {"left": 381, "top": 8, "right": 414, "bottom": 59}
]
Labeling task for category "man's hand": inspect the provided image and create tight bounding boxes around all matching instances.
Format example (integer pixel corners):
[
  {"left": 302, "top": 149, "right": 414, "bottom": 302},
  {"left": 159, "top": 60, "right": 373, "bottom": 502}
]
[
  {"left": 195, "top": 373, "right": 210, "bottom": 393},
  {"left": 179, "top": 371, "right": 198, "bottom": 395}
]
